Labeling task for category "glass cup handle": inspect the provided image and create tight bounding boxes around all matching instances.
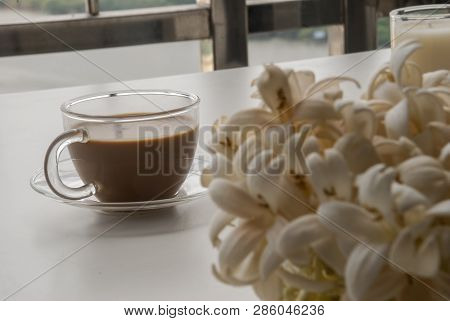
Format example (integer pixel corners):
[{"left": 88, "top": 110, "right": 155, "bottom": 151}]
[{"left": 44, "top": 128, "right": 96, "bottom": 200}]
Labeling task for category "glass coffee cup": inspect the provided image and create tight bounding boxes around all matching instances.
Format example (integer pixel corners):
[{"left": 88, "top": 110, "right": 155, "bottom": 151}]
[{"left": 44, "top": 90, "right": 199, "bottom": 202}]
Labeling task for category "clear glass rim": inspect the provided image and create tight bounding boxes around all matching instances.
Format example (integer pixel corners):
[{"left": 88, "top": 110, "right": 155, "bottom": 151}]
[
  {"left": 390, "top": 4, "right": 450, "bottom": 21},
  {"left": 60, "top": 89, "right": 200, "bottom": 123}
]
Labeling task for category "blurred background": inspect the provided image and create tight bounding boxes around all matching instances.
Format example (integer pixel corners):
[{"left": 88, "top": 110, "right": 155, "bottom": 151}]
[{"left": 0, "top": 0, "right": 445, "bottom": 93}]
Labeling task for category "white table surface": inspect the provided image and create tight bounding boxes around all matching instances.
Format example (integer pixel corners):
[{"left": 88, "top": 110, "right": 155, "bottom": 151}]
[{"left": 0, "top": 49, "right": 390, "bottom": 300}]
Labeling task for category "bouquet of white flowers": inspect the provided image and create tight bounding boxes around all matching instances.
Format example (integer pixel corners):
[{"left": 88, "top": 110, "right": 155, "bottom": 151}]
[{"left": 201, "top": 40, "right": 450, "bottom": 301}]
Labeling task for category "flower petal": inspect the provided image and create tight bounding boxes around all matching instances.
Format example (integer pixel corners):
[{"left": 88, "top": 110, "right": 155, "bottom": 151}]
[
  {"left": 277, "top": 214, "right": 328, "bottom": 265},
  {"left": 411, "top": 90, "right": 447, "bottom": 130},
  {"left": 367, "top": 99, "right": 393, "bottom": 114},
  {"left": 398, "top": 155, "right": 442, "bottom": 172},
  {"left": 391, "top": 182, "right": 429, "bottom": 214},
  {"left": 366, "top": 64, "right": 390, "bottom": 99},
  {"left": 257, "top": 64, "right": 294, "bottom": 115},
  {"left": 218, "top": 221, "right": 265, "bottom": 273},
  {"left": 325, "top": 148, "right": 352, "bottom": 200},
  {"left": 423, "top": 70, "right": 449, "bottom": 88},
  {"left": 302, "top": 135, "right": 321, "bottom": 156},
  {"left": 212, "top": 264, "right": 249, "bottom": 286},
  {"left": 365, "top": 64, "right": 402, "bottom": 104},
  {"left": 427, "top": 199, "right": 450, "bottom": 218},
  {"left": 288, "top": 69, "right": 316, "bottom": 103},
  {"left": 232, "top": 134, "right": 262, "bottom": 179},
  {"left": 390, "top": 224, "right": 440, "bottom": 278},
  {"left": 212, "top": 263, "right": 258, "bottom": 286},
  {"left": 334, "top": 133, "right": 380, "bottom": 174},
  {"left": 304, "top": 76, "right": 360, "bottom": 100},
  {"left": 292, "top": 99, "right": 341, "bottom": 122},
  {"left": 209, "top": 211, "right": 235, "bottom": 247},
  {"left": 246, "top": 156, "right": 311, "bottom": 219},
  {"left": 246, "top": 149, "right": 274, "bottom": 178},
  {"left": 306, "top": 149, "right": 353, "bottom": 202},
  {"left": 336, "top": 234, "right": 356, "bottom": 259},
  {"left": 439, "top": 143, "right": 450, "bottom": 170},
  {"left": 372, "top": 81, "right": 403, "bottom": 105},
  {"left": 318, "top": 201, "right": 387, "bottom": 243},
  {"left": 398, "top": 156, "right": 449, "bottom": 203},
  {"left": 374, "top": 136, "right": 422, "bottom": 165},
  {"left": 356, "top": 163, "right": 397, "bottom": 225},
  {"left": 427, "top": 87, "right": 450, "bottom": 107},
  {"left": 253, "top": 272, "right": 284, "bottom": 300},
  {"left": 226, "top": 108, "right": 276, "bottom": 127},
  {"left": 223, "top": 108, "right": 278, "bottom": 146},
  {"left": 282, "top": 124, "right": 311, "bottom": 176},
  {"left": 346, "top": 244, "right": 406, "bottom": 300},
  {"left": 385, "top": 98, "right": 410, "bottom": 139},
  {"left": 401, "top": 61, "right": 423, "bottom": 88},
  {"left": 278, "top": 269, "right": 336, "bottom": 293},
  {"left": 259, "top": 218, "right": 286, "bottom": 280},
  {"left": 417, "top": 122, "right": 450, "bottom": 157},
  {"left": 260, "top": 123, "right": 294, "bottom": 155},
  {"left": 311, "top": 122, "right": 343, "bottom": 145},
  {"left": 209, "top": 178, "right": 271, "bottom": 219},
  {"left": 338, "top": 101, "right": 378, "bottom": 139},
  {"left": 312, "top": 237, "right": 346, "bottom": 276},
  {"left": 391, "top": 40, "right": 422, "bottom": 88}
]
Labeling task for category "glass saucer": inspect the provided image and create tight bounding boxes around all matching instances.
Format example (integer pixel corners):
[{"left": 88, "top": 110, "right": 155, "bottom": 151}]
[{"left": 30, "top": 158, "right": 209, "bottom": 215}]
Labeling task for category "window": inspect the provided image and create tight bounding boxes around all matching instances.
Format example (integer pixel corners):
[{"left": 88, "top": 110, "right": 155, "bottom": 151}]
[
  {"left": 0, "top": 0, "right": 85, "bottom": 22},
  {"left": 100, "top": 0, "right": 196, "bottom": 11},
  {"left": 377, "top": 16, "right": 391, "bottom": 48},
  {"left": 248, "top": 27, "right": 331, "bottom": 66},
  {"left": 0, "top": 1, "right": 199, "bottom": 22}
]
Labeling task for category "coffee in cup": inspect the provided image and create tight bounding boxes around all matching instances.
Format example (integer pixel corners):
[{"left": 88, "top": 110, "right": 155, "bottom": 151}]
[{"left": 44, "top": 90, "right": 199, "bottom": 202}]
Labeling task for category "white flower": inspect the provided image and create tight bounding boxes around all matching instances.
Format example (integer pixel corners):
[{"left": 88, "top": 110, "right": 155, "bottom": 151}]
[
  {"left": 390, "top": 40, "right": 423, "bottom": 89},
  {"left": 255, "top": 64, "right": 296, "bottom": 116},
  {"left": 204, "top": 39, "right": 449, "bottom": 301},
  {"left": 365, "top": 64, "right": 402, "bottom": 104},
  {"left": 315, "top": 165, "right": 450, "bottom": 300},
  {"left": 306, "top": 149, "right": 353, "bottom": 203},
  {"left": 336, "top": 100, "right": 378, "bottom": 139},
  {"left": 397, "top": 155, "right": 450, "bottom": 203},
  {"left": 208, "top": 125, "right": 314, "bottom": 285},
  {"left": 373, "top": 136, "right": 422, "bottom": 166},
  {"left": 333, "top": 133, "right": 380, "bottom": 174}
]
